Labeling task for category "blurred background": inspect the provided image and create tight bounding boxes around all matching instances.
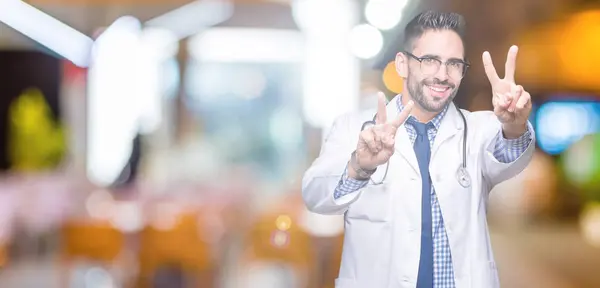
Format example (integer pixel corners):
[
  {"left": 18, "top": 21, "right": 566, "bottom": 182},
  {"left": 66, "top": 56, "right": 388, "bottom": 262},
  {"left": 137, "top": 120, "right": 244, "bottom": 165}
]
[{"left": 0, "top": 0, "right": 600, "bottom": 287}]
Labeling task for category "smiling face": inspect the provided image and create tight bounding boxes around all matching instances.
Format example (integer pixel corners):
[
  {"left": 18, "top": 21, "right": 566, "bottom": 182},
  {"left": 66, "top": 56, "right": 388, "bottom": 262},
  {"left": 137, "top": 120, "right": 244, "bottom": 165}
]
[{"left": 403, "top": 29, "right": 466, "bottom": 113}]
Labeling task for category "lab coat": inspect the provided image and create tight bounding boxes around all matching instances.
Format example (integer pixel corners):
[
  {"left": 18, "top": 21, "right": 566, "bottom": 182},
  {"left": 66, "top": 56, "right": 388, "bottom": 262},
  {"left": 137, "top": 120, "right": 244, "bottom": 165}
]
[{"left": 302, "top": 96, "right": 535, "bottom": 288}]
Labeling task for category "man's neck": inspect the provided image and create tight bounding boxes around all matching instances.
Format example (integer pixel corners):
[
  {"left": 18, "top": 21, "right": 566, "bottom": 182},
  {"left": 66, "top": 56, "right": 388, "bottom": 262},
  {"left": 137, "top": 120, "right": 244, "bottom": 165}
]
[{"left": 401, "top": 94, "right": 438, "bottom": 123}]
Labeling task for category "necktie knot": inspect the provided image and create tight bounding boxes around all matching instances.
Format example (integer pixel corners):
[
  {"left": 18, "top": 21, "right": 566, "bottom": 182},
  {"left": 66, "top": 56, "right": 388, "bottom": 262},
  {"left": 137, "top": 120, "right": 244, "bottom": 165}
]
[{"left": 406, "top": 117, "right": 430, "bottom": 138}]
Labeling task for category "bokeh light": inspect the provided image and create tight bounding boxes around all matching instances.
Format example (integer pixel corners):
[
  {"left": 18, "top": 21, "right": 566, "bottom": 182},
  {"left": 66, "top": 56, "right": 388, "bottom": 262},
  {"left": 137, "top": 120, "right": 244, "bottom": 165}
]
[
  {"left": 382, "top": 60, "right": 403, "bottom": 93},
  {"left": 349, "top": 24, "right": 383, "bottom": 59},
  {"left": 275, "top": 214, "right": 292, "bottom": 231},
  {"left": 364, "top": 0, "right": 407, "bottom": 31},
  {"left": 562, "top": 133, "right": 600, "bottom": 195},
  {"left": 580, "top": 202, "right": 600, "bottom": 248}
]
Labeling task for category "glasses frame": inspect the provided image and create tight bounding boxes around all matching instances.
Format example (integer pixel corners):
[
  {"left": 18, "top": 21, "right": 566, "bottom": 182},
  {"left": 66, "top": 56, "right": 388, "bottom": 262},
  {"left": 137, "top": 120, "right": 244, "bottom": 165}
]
[{"left": 403, "top": 51, "right": 470, "bottom": 79}]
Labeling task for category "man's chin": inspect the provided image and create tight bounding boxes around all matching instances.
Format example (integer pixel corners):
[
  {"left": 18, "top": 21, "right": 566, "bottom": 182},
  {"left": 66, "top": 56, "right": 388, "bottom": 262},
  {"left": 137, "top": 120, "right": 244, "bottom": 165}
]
[
  {"left": 423, "top": 105, "right": 445, "bottom": 113},
  {"left": 421, "top": 99, "right": 451, "bottom": 113}
]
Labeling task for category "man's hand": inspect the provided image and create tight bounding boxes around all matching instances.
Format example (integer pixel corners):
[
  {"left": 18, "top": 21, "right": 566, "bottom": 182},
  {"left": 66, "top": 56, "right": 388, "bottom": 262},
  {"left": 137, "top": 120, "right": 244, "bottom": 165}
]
[
  {"left": 352, "top": 93, "right": 414, "bottom": 174},
  {"left": 482, "top": 45, "right": 532, "bottom": 138}
]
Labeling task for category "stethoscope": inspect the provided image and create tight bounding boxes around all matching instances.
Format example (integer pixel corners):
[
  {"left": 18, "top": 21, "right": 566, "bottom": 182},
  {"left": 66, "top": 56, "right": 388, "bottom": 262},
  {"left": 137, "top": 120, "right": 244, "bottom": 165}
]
[{"left": 360, "top": 101, "right": 471, "bottom": 188}]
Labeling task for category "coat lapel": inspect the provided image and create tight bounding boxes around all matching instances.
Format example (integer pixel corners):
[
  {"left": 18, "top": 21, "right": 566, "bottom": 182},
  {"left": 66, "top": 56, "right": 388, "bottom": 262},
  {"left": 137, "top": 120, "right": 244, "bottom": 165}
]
[
  {"left": 431, "top": 102, "right": 463, "bottom": 161},
  {"left": 388, "top": 95, "right": 419, "bottom": 175}
]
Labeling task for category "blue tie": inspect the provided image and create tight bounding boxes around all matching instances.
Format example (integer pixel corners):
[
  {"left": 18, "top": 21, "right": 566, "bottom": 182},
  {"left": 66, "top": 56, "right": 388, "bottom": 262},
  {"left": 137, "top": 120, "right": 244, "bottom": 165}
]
[{"left": 408, "top": 118, "right": 434, "bottom": 288}]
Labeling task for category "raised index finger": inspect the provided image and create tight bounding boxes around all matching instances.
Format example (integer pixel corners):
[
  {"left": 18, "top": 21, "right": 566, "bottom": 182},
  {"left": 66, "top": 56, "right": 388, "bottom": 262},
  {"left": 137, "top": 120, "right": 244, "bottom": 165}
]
[
  {"left": 482, "top": 51, "right": 500, "bottom": 85},
  {"left": 376, "top": 92, "right": 387, "bottom": 124},
  {"left": 504, "top": 45, "right": 518, "bottom": 83}
]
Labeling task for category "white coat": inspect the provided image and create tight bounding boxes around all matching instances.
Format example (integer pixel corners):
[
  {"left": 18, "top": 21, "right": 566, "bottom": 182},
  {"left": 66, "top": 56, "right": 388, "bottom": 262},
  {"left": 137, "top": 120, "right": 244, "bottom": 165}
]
[{"left": 302, "top": 95, "right": 535, "bottom": 288}]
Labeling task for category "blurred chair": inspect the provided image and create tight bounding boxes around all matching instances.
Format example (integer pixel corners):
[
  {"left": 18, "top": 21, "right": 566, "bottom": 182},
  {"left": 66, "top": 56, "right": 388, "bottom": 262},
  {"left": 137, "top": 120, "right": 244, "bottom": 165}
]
[
  {"left": 136, "top": 209, "right": 217, "bottom": 288},
  {"left": 59, "top": 220, "right": 126, "bottom": 287},
  {"left": 239, "top": 211, "right": 318, "bottom": 288}
]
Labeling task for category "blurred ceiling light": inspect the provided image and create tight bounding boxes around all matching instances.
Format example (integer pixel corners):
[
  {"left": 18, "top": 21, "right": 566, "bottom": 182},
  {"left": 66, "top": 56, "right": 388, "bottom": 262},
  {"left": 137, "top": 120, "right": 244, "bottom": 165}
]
[
  {"left": 96, "top": 15, "right": 141, "bottom": 42},
  {"left": 140, "top": 27, "right": 179, "bottom": 61},
  {"left": 188, "top": 28, "right": 304, "bottom": 63},
  {"left": 87, "top": 16, "right": 145, "bottom": 187},
  {"left": 364, "top": 0, "right": 407, "bottom": 31},
  {"left": 0, "top": 0, "right": 93, "bottom": 67},
  {"left": 292, "top": 0, "right": 357, "bottom": 31},
  {"left": 145, "top": 0, "right": 233, "bottom": 40},
  {"left": 349, "top": 24, "right": 383, "bottom": 59},
  {"left": 296, "top": 0, "right": 359, "bottom": 129}
]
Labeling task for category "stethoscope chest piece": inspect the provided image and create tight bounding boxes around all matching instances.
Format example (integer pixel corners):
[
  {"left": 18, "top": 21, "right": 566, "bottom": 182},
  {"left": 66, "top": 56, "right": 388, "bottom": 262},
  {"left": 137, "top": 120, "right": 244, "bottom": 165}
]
[{"left": 456, "top": 166, "right": 471, "bottom": 188}]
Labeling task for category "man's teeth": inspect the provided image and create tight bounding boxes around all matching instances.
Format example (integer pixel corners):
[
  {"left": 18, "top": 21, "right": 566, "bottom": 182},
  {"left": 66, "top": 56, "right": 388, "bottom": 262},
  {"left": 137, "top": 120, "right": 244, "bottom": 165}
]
[{"left": 428, "top": 85, "right": 448, "bottom": 92}]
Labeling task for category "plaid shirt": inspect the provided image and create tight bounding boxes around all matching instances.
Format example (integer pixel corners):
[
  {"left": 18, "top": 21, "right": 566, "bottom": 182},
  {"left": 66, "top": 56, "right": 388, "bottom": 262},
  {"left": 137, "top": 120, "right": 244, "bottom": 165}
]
[{"left": 334, "top": 96, "right": 532, "bottom": 288}]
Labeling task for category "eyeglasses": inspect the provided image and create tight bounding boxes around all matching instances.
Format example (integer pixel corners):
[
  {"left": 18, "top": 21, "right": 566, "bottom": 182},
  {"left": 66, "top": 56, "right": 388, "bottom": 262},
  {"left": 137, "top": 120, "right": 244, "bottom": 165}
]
[{"left": 404, "top": 51, "right": 470, "bottom": 80}]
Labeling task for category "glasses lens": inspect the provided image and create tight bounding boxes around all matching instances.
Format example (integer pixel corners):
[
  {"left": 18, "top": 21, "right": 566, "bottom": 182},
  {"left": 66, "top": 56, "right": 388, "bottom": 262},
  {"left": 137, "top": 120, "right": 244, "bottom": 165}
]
[
  {"left": 447, "top": 62, "right": 465, "bottom": 79},
  {"left": 420, "top": 58, "right": 441, "bottom": 75}
]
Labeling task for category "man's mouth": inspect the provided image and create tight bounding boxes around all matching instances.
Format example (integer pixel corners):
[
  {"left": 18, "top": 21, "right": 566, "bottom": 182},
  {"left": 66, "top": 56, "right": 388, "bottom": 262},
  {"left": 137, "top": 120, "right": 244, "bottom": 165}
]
[{"left": 426, "top": 85, "right": 451, "bottom": 93}]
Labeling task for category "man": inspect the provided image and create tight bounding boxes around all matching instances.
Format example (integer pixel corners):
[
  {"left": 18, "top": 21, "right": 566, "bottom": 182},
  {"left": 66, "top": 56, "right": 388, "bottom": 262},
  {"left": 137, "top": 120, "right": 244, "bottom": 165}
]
[{"left": 302, "top": 11, "right": 535, "bottom": 288}]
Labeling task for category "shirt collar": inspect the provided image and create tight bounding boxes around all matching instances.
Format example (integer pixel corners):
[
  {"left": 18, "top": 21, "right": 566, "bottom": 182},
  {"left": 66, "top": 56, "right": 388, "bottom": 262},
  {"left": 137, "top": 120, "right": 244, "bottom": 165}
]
[{"left": 396, "top": 94, "right": 449, "bottom": 131}]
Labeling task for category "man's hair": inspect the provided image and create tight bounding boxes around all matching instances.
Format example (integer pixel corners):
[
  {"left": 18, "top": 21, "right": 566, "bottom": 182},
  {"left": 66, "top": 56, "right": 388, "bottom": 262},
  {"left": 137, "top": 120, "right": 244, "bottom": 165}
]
[{"left": 402, "top": 10, "right": 467, "bottom": 52}]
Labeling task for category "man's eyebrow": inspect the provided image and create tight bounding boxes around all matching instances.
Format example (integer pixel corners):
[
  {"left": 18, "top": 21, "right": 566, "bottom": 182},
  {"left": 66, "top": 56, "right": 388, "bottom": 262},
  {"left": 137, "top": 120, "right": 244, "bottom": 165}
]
[
  {"left": 419, "top": 54, "right": 467, "bottom": 62},
  {"left": 447, "top": 57, "right": 466, "bottom": 62},
  {"left": 420, "top": 54, "right": 441, "bottom": 59}
]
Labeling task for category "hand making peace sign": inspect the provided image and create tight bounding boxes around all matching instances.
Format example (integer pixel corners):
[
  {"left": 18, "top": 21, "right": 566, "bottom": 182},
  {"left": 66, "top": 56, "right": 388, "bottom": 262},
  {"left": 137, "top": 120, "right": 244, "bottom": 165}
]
[
  {"left": 354, "top": 93, "right": 414, "bottom": 171},
  {"left": 482, "top": 45, "right": 532, "bottom": 127}
]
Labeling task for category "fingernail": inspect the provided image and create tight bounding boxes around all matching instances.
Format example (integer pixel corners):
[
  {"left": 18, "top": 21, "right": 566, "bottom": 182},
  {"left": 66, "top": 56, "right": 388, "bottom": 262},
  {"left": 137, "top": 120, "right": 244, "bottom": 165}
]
[{"left": 408, "top": 100, "right": 414, "bottom": 106}]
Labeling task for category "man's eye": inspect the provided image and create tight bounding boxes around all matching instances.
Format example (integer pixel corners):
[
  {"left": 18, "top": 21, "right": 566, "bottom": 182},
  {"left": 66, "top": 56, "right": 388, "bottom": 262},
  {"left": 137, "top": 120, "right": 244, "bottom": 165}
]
[{"left": 448, "top": 62, "right": 462, "bottom": 68}]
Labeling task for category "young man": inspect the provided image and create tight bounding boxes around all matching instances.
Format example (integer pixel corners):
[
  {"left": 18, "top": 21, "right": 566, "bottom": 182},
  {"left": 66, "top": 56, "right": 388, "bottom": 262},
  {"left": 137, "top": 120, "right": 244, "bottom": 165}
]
[{"left": 302, "top": 11, "right": 535, "bottom": 288}]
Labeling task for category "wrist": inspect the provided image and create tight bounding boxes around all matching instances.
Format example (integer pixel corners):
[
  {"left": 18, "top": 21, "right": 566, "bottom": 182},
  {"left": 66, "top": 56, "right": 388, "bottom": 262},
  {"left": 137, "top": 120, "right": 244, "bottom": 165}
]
[
  {"left": 502, "top": 123, "right": 527, "bottom": 139},
  {"left": 349, "top": 151, "right": 376, "bottom": 180}
]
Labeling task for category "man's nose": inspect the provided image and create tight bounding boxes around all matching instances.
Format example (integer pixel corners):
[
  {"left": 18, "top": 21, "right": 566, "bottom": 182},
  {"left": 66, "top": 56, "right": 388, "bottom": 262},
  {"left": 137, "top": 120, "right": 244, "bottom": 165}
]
[{"left": 434, "top": 64, "right": 449, "bottom": 81}]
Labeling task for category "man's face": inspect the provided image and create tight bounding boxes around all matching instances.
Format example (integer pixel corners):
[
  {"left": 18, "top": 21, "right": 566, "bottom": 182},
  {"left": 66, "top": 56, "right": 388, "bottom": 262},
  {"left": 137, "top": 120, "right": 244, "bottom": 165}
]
[{"left": 405, "top": 29, "right": 465, "bottom": 113}]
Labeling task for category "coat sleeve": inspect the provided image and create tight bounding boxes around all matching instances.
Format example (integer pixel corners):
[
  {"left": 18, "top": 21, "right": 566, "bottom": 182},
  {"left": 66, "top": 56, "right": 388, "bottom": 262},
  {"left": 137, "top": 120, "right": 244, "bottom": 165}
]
[
  {"left": 302, "top": 114, "right": 363, "bottom": 215},
  {"left": 479, "top": 112, "right": 536, "bottom": 189}
]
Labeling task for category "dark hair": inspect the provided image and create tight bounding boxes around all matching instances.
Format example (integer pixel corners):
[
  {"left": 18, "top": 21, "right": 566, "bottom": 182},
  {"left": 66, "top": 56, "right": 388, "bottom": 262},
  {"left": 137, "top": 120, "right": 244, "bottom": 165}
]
[{"left": 402, "top": 11, "right": 467, "bottom": 52}]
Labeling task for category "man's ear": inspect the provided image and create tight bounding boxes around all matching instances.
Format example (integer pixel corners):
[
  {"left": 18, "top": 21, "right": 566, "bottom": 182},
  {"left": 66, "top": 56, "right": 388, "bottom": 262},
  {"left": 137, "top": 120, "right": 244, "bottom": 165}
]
[{"left": 395, "top": 52, "right": 408, "bottom": 78}]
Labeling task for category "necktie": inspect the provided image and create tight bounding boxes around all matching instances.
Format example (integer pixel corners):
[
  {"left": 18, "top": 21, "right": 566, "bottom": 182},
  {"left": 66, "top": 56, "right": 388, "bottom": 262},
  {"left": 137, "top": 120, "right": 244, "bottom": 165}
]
[{"left": 408, "top": 118, "right": 434, "bottom": 288}]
